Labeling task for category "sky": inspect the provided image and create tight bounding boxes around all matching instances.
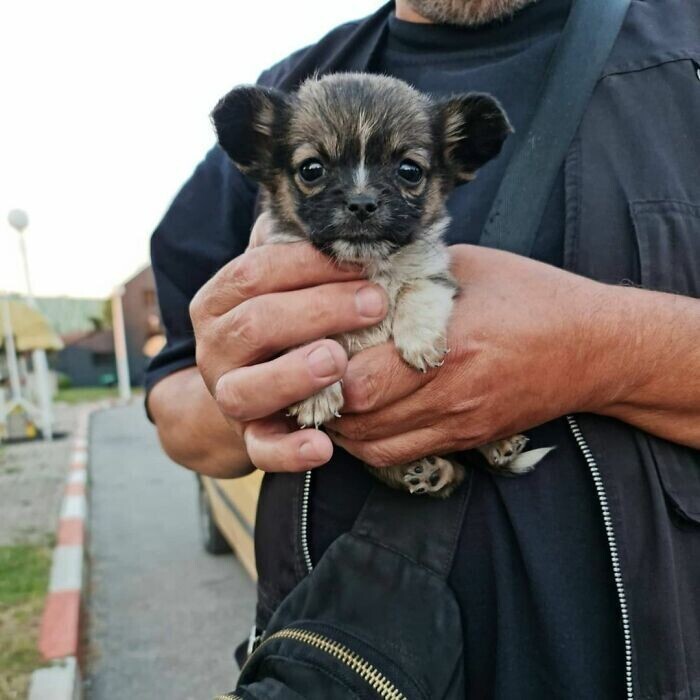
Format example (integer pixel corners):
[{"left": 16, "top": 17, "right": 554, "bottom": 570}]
[{"left": 0, "top": 0, "right": 382, "bottom": 299}]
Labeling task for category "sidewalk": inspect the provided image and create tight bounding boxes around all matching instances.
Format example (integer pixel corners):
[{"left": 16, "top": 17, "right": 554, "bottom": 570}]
[
  {"left": 84, "top": 403, "right": 256, "bottom": 699},
  {"left": 0, "top": 404, "right": 82, "bottom": 547},
  {"left": 0, "top": 404, "right": 85, "bottom": 699}
]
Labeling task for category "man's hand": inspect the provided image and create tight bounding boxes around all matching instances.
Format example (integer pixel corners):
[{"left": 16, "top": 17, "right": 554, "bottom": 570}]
[
  {"left": 188, "top": 214, "right": 388, "bottom": 473},
  {"left": 329, "top": 244, "right": 700, "bottom": 467}
]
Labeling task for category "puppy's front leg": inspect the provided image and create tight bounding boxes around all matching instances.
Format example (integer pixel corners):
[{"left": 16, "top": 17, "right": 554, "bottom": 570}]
[
  {"left": 287, "top": 381, "right": 344, "bottom": 429},
  {"left": 392, "top": 276, "right": 458, "bottom": 373}
]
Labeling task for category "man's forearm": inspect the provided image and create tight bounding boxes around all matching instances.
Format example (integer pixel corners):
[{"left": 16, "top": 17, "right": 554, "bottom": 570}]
[
  {"left": 147, "top": 366, "right": 254, "bottom": 478},
  {"left": 591, "top": 284, "right": 700, "bottom": 448}
]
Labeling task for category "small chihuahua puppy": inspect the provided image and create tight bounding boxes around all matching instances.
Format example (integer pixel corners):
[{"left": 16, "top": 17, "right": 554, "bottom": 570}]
[{"left": 212, "top": 73, "right": 551, "bottom": 497}]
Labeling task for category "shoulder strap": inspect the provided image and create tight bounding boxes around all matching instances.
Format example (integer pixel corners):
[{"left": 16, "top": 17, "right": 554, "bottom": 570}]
[
  {"left": 352, "top": 479, "right": 471, "bottom": 578},
  {"left": 351, "top": 0, "right": 631, "bottom": 578},
  {"left": 479, "top": 0, "right": 631, "bottom": 255}
]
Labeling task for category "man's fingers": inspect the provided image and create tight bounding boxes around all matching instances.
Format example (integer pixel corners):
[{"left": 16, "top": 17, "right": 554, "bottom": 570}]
[
  {"left": 244, "top": 415, "right": 333, "bottom": 472},
  {"left": 212, "top": 281, "right": 387, "bottom": 369},
  {"left": 341, "top": 342, "right": 434, "bottom": 414},
  {"left": 329, "top": 386, "right": 439, "bottom": 441},
  {"left": 216, "top": 340, "right": 347, "bottom": 422},
  {"left": 330, "top": 426, "right": 453, "bottom": 469},
  {"left": 191, "top": 241, "right": 363, "bottom": 319}
]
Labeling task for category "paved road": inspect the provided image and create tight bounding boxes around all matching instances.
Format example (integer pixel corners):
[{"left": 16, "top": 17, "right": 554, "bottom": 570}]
[{"left": 85, "top": 403, "right": 256, "bottom": 700}]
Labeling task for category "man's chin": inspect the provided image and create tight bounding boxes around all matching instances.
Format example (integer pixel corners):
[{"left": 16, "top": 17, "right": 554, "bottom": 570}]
[{"left": 402, "top": 0, "right": 538, "bottom": 27}]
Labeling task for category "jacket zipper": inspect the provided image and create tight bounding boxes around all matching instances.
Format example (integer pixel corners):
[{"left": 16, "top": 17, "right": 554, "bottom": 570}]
[
  {"left": 566, "top": 415, "right": 633, "bottom": 700},
  {"left": 300, "top": 470, "right": 313, "bottom": 574},
  {"left": 300, "top": 424, "right": 633, "bottom": 696},
  {"left": 214, "top": 695, "right": 241, "bottom": 699},
  {"left": 239, "top": 627, "right": 409, "bottom": 700}
]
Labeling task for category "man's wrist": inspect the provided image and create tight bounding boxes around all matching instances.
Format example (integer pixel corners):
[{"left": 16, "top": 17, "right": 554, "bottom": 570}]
[
  {"left": 575, "top": 282, "right": 651, "bottom": 416},
  {"left": 151, "top": 367, "right": 254, "bottom": 478}
]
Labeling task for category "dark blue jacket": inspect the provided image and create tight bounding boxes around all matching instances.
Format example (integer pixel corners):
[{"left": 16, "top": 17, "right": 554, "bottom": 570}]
[{"left": 148, "top": 3, "right": 700, "bottom": 697}]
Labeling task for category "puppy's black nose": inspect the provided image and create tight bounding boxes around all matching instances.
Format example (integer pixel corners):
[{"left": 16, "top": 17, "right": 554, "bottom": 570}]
[{"left": 346, "top": 194, "right": 378, "bottom": 222}]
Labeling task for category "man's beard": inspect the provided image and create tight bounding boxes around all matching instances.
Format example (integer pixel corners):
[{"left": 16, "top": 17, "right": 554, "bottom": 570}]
[{"left": 404, "top": 0, "right": 538, "bottom": 26}]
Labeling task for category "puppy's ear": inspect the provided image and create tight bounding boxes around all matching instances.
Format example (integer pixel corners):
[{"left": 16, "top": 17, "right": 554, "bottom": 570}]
[
  {"left": 211, "top": 85, "right": 289, "bottom": 179},
  {"left": 434, "top": 93, "right": 512, "bottom": 183}
]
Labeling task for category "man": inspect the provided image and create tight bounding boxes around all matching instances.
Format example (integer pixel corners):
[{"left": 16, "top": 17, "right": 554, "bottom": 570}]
[{"left": 147, "top": 1, "right": 700, "bottom": 697}]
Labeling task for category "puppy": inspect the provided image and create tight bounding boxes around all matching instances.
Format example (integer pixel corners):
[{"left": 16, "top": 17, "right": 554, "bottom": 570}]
[{"left": 212, "top": 73, "right": 551, "bottom": 497}]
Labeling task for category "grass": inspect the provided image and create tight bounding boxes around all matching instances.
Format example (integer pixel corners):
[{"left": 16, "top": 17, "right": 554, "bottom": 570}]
[
  {"left": 55, "top": 386, "right": 120, "bottom": 404},
  {"left": 0, "top": 545, "right": 51, "bottom": 699}
]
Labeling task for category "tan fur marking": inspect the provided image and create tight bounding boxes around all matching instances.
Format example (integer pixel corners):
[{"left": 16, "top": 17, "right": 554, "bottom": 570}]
[
  {"left": 277, "top": 177, "right": 310, "bottom": 233},
  {"left": 292, "top": 143, "right": 321, "bottom": 168},
  {"left": 254, "top": 100, "right": 275, "bottom": 137},
  {"left": 403, "top": 148, "right": 431, "bottom": 170}
]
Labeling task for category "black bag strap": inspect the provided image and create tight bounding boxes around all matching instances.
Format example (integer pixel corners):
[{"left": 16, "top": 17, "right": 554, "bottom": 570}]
[
  {"left": 479, "top": 0, "right": 631, "bottom": 255},
  {"left": 352, "top": 479, "right": 471, "bottom": 578},
  {"left": 351, "top": 0, "right": 631, "bottom": 578}
]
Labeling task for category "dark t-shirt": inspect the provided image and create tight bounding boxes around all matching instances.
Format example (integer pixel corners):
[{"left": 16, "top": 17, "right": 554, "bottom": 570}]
[
  {"left": 379, "top": 6, "right": 566, "bottom": 265},
  {"left": 149, "top": 3, "right": 624, "bottom": 697}
]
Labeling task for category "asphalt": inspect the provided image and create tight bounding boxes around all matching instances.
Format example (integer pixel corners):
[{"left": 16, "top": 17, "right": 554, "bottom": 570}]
[{"left": 84, "top": 403, "right": 256, "bottom": 700}]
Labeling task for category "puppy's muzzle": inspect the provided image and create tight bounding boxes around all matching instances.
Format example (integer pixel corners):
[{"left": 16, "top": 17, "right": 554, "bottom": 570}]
[{"left": 345, "top": 193, "right": 379, "bottom": 223}]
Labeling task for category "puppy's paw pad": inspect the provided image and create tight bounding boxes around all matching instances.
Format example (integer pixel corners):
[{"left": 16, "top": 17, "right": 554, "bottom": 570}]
[
  {"left": 287, "top": 382, "right": 344, "bottom": 428},
  {"left": 401, "top": 456, "right": 464, "bottom": 498}
]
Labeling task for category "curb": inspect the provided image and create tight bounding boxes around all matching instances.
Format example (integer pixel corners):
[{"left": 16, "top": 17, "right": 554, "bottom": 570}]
[{"left": 29, "top": 409, "right": 91, "bottom": 700}]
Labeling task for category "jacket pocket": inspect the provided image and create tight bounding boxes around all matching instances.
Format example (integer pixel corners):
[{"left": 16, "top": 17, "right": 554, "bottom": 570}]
[
  {"left": 645, "top": 436, "right": 700, "bottom": 527},
  {"left": 630, "top": 200, "right": 700, "bottom": 526},
  {"left": 630, "top": 199, "right": 700, "bottom": 296}
]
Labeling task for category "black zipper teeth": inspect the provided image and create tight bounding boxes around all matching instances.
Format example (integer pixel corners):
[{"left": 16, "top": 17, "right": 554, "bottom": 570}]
[{"left": 567, "top": 414, "right": 633, "bottom": 699}]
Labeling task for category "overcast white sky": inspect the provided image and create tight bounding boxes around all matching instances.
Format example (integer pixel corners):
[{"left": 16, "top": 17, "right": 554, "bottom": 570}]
[{"left": 0, "top": 0, "right": 382, "bottom": 298}]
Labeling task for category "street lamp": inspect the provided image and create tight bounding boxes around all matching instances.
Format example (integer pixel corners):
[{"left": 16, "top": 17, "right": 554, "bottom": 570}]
[
  {"left": 111, "top": 286, "right": 131, "bottom": 402},
  {"left": 7, "top": 209, "right": 53, "bottom": 440}
]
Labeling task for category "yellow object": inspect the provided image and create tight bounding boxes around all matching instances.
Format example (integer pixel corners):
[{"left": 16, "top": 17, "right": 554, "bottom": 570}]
[
  {"left": 0, "top": 300, "right": 64, "bottom": 352},
  {"left": 202, "top": 471, "right": 262, "bottom": 580}
]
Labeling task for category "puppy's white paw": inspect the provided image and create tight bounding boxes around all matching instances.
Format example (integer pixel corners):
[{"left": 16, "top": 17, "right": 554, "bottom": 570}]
[
  {"left": 287, "top": 381, "right": 344, "bottom": 429},
  {"left": 394, "top": 332, "right": 449, "bottom": 373},
  {"left": 478, "top": 435, "right": 554, "bottom": 476},
  {"left": 480, "top": 434, "right": 529, "bottom": 470},
  {"left": 401, "top": 456, "right": 465, "bottom": 498},
  {"left": 391, "top": 278, "right": 455, "bottom": 373}
]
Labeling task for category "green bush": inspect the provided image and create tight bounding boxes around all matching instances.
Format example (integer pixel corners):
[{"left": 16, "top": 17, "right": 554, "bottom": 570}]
[{"left": 56, "top": 373, "right": 72, "bottom": 390}]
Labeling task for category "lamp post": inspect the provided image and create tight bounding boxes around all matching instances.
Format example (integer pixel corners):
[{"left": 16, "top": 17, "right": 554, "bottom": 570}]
[
  {"left": 111, "top": 286, "right": 131, "bottom": 402},
  {"left": 7, "top": 209, "right": 53, "bottom": 440}
]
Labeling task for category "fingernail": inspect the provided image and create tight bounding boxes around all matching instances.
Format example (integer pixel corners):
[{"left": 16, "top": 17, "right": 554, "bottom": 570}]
[
  {"left": 307, "top": 346, "right": 338, "bottom": 378},
  {"left": 299, "top": 441, "right": 322, "bottom": 463},
  {"left": 355, "top": 285, "right": 385, "bottom": 318}
]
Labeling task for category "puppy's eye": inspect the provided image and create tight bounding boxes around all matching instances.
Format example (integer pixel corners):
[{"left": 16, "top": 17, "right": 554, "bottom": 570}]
[
  {"left": 298, "top": 158, "right": 325, "bottom": 184},
  {"left": 397, "top": 159, "right": 423, "bottom": 185}
]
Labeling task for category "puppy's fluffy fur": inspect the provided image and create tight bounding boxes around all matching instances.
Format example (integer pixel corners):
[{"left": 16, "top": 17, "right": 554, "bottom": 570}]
[{"left": 213, "top": 73, "right": 550, "bottom": 496}]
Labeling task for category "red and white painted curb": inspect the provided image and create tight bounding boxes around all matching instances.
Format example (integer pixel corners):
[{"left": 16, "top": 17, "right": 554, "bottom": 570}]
[{"left": 29, "top": 409, "right": 91, "bottom": 700}]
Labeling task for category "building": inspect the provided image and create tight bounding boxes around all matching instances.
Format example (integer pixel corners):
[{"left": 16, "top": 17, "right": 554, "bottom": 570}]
[
  {"left": 121, "top": 266, "right": 164, "bottom": 386},
  {"left": 54, "top": 328, "right": 116, "bottom": 387},
  {"left": 36, "top": 268, "right": 163, "bottom": 388}
]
